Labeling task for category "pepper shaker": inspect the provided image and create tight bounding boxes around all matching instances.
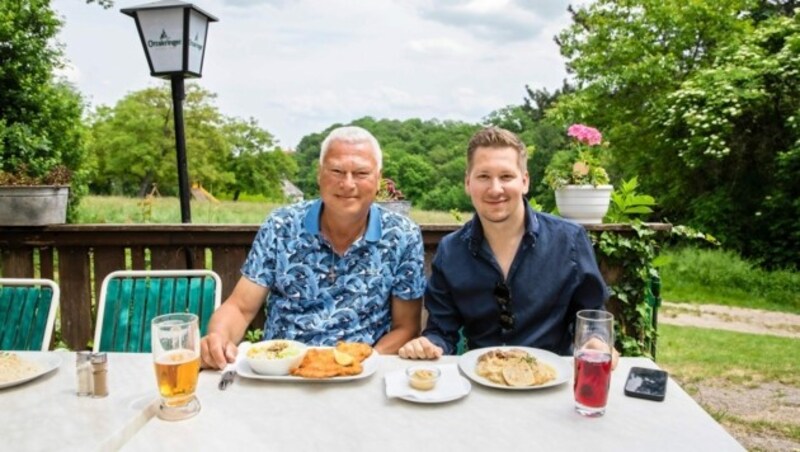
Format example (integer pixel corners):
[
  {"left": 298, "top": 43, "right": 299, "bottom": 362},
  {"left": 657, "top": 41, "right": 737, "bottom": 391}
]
[
  {"left": 91, "top": 352, "right": 109, "bottom": 398},
  {"left": 76, "top": 351, "right": 93, "bottom": 397}
]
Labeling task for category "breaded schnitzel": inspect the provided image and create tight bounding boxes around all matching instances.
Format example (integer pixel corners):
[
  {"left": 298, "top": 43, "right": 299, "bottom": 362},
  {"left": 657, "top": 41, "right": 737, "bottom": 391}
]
[
  {"left": 335, "top": 342, "right": 373, "bottom": 362},
  {"left": 290, "top": 348, "right": 363, "bottom": 379}
]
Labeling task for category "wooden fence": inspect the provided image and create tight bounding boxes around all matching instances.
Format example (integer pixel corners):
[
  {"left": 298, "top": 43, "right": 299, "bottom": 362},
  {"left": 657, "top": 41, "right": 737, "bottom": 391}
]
[{"left": 0, "top": 223, "right": 666, "bottom": 350}]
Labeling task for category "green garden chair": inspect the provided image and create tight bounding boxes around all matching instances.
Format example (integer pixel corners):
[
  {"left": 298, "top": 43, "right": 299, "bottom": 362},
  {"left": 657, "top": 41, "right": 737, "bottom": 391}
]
[
  {"left": 93, "top": 270, "right": 221, "bottom": 353},
  {"left": 0, "top": 278, "right": 60, "bottom": 351}
]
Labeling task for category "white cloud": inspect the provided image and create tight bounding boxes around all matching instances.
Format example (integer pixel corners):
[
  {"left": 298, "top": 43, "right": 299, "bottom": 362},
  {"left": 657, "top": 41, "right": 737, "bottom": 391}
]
[
  {"left": 411, "top": 0, "right": 572, "bottom": 43},
  {"left": 53, "top": 0, "right": 574, "bottom": 147},
  {"left": 407, "top": 38, "right": 471, "bottom": 57}
]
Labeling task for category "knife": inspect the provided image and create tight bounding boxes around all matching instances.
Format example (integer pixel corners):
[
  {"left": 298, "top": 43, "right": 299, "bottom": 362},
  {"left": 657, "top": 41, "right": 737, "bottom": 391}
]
[{"left": 218, "top": 363, "right": 237, "bottom": 391}]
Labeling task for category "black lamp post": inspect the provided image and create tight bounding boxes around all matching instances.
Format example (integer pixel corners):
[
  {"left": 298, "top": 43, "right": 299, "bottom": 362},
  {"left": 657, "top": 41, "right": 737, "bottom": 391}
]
[{"left": 121, "top": 0, "right": 217, "bottom": 225}]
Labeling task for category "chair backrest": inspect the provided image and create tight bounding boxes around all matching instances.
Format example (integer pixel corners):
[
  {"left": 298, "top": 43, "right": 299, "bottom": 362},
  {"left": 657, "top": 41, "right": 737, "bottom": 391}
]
[
  {"left": 93, "top": 270, "right": 221, "bottom": 353},
  {"left": 0, "top": 278, "right": 60, "bottom": 351}
]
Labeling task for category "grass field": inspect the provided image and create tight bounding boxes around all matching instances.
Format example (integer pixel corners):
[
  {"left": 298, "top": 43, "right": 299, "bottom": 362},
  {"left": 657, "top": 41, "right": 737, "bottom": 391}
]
[
  {"left": 76, "top": 195, "right": 465, "bottom": 225},
  {"left": 658, "top": 324, "right": 800, "bottom": 386},
  {"left": 657, "top": 324, "right": 800, "bottom": 445}
]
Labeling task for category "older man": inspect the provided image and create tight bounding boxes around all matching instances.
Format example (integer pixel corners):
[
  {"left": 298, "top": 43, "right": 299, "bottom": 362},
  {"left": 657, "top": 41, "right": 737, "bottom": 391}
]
[{"left": 202, "top": 126, "right": 425, "bottom": 369}]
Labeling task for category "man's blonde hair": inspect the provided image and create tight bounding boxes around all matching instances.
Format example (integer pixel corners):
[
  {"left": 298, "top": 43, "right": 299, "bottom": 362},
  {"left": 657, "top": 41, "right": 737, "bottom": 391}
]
[{"left": 467, "top": 126, "right": 527, "bottom": 171}]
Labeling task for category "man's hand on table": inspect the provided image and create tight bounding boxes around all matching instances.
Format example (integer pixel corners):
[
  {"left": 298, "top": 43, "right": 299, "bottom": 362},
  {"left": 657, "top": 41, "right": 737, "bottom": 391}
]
[
  {"left": 583, "top": 337, "right": 620, "bottom": 370},
  {"left": 398, "top": 337, "right": 443, "bottom": 360},
  {"left": 200, "top": 332, "right": 238, "bottom": 369}
]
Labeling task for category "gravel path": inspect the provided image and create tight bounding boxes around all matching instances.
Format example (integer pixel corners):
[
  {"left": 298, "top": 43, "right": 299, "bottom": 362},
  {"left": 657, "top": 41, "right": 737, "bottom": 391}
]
[
  {"left": 658, "top": 302, "right": 800, "bottom": 451},
  {"left": 659, "top": 302, "right": 800, "bottom": 339}
]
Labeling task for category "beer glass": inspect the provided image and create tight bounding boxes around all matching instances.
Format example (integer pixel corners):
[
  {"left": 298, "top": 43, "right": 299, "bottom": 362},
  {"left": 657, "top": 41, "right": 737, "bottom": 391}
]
[
  {"left": 151, "top": 313, "right": 201, "bottom": 421},
  {"left": 573, "top": 309, "right": 614, "bottom": 417}
]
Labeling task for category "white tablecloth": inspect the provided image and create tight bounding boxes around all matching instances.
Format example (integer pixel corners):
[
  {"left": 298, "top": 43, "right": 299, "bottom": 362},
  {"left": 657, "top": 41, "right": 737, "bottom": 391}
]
[
  {"left": 121, "top": 355, "right": 744, "bottom": 452},
  {"left": 0, "top": 351, "right": 158, "bottom": 451}
]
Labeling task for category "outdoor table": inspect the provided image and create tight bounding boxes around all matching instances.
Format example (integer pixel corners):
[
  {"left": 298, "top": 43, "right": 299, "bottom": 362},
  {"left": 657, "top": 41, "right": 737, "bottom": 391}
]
[
  {"left": 121, "top": 355, "right": 744, "bottom": 451},
  {"left": 0, "top": 351, "right": 158, "bottom": 451}
]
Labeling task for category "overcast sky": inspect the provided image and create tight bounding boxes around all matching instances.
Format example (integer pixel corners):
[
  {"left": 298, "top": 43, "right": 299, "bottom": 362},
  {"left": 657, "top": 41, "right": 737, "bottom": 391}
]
[{"left": 53, "top": 0, "right": 577, "bottom": 148}]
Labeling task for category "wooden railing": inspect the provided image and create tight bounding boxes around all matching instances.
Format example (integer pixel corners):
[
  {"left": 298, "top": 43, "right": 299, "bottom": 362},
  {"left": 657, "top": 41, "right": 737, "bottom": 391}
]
[
  {"left": 0, "top": 224, "right": 456, "bottom": 349},
  {"left": 0, "top": 223, "right": 668, "bottom": 350}
]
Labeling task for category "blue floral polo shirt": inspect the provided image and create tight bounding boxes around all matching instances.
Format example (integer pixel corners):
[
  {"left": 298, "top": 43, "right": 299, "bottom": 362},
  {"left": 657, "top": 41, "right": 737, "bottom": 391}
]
[{"left": 242, "top": 199, "right": 425, "bottom": 346}]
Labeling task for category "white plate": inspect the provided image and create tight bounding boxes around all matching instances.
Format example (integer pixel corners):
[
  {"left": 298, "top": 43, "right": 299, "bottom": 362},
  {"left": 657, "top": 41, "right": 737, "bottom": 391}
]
[
  {"left": 396, "top": 375, "right": 472, "bottom": 404},
  {"left": 236, "top": 342, "right": 380, "bottom": 382},
  {"left": 458, "top": 346, "right": 571, "bottom": 390},
  {"left": 0, "top": 352, "right": 62, "bottom": 389}
]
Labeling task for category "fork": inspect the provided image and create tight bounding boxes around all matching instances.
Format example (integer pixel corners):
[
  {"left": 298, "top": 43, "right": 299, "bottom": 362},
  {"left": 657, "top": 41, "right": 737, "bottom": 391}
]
[{"left": 218, "top": 363, "right": 237, "bottom": 391}]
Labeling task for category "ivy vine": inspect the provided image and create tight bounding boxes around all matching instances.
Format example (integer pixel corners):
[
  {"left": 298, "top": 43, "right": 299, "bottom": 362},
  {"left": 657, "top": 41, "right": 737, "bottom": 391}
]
[
  {"left": 591, "top": 223, "right": 717, "bottom": 358},
  {"left": 592, "top": 223, "right": 660, "bottom": 357}
]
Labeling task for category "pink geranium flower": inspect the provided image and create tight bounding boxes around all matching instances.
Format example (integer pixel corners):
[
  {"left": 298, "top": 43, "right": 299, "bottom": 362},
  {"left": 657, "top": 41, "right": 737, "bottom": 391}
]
[
  {"left": 544, "top": 123, "right": 610, "bottom": 189},
  {"left": 567, "top": 124, "right": 602, "bottom": 146}
]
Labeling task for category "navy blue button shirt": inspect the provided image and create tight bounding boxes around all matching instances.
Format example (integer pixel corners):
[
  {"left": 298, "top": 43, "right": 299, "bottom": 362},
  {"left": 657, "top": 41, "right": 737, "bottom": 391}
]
[{"left": 422, "top": 201, "right": 609, "bottom": 356}]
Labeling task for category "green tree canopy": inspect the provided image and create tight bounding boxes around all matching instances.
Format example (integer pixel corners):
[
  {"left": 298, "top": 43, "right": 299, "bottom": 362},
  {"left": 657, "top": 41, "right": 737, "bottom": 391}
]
[
  {"left": 86, "top": 84, "right": 293, "bottom": 201},
  {"left": 553, "top": 0, "right": 800, "bottom": 268},
  {"left": 223, "top": 117, "right": 298, "bottom": 201},
  {"left": 293, "top": 116, "right": 478, "bottom": 210},
  {"left": 0, "top": 0, "right": 88, "bottom": 213},
  {"left": 659, "top": 14, "right": 800, "bottom": 268}
]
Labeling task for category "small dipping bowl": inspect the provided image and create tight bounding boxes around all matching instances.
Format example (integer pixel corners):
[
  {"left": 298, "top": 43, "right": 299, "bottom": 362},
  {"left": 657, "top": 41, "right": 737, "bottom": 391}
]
[{"left": 406, "top": 365, "right": 441, "bottom": 391}]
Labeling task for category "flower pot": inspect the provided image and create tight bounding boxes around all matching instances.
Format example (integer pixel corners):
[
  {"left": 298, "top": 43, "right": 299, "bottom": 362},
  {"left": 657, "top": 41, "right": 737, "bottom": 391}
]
[
  {"left": 554, "top": 184, "right": 612, "bottom": 224},
  {"left": 376, "top": 200, "right": 411, "bottom": 217},
  {"left": 0, "top": 185, "right": 69, "bottom": 226}
]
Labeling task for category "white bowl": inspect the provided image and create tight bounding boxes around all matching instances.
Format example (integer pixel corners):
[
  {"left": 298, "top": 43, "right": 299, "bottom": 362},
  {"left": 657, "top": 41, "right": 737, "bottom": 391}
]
[
  {"left": 406, "top": 365, "right": 441, "bottom": 391},
  {"left": 245, "top": 340, "right": 307, "bottom": 376}
]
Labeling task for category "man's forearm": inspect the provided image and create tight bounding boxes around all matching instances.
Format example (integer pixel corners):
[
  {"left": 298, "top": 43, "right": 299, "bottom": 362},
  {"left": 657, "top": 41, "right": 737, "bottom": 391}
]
[
  {"left": 206, "top": 303, "right": 251, "bottom": 344},
  {"left": 374, "top": 326, "right": 419, "bottom": 354}
]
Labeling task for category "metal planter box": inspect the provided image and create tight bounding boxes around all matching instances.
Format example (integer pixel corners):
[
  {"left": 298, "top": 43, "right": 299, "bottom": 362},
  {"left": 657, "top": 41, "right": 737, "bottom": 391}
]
[{"left": 0, "top": 186, "right": 69, "bottom": 226}]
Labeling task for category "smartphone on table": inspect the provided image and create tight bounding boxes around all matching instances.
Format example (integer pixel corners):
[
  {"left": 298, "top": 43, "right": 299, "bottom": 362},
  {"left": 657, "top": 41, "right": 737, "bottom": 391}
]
[{"left": 624, "top": 366, "right": 668, "bottom": 402}]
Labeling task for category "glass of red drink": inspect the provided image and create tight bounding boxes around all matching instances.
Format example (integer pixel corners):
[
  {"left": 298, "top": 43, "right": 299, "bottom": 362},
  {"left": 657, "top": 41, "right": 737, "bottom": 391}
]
[{"left": 573, "top": 309, "right": 614, "bottom": 416}]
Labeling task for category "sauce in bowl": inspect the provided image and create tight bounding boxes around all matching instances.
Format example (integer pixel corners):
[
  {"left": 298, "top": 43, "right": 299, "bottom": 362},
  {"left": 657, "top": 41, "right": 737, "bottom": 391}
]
[{"left": 406, "top": 366, "right": 441, "bottom": 391}]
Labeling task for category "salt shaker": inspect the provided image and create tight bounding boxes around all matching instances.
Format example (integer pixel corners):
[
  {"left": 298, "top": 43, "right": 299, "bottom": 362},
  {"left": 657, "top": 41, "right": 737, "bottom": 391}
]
[
  {"left": 75, "top": 351, "right": 93, "bottom": 397},
  {"left": 91, "top": 352, "right": 109, "bottom": 398}
]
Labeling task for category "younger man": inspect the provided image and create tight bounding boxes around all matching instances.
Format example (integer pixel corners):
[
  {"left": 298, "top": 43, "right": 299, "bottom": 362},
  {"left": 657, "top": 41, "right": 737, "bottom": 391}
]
[{"left": 399, "top": 127, "right": 614, "bottom": 365}]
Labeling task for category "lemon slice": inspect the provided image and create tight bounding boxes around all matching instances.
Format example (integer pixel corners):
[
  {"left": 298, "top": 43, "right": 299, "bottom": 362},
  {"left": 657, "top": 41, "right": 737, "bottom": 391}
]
[{"left": 333, "top": 349, "right": 354, "bottom": 366}]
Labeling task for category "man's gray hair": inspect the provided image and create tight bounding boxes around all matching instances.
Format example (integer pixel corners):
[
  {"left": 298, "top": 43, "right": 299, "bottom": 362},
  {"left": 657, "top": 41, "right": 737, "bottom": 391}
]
[{"left": 319, "top": 126, "right": 382, "bottom": 170}]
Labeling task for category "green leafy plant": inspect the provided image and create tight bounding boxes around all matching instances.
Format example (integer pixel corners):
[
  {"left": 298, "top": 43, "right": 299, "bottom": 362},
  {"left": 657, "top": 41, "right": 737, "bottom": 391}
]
[
  {"left": 376, "top": 178, "right": 405, "bottom": 201},
  {"left": 544, "top": 124, "right": 610, "bottom": 189},
  {"left": 604, "top": 177, "right": 656, "bottom": 223},
  {"left": 594, "top": 220, "right": 719, "bottom": 357},
  {"left": 593, "top": 224, "right": 660, "bottom": 357},
  {"left": 244, "top": 328, "right": 264, "bottom": 343},
  {"left": 528, "top": 197, "right": 544, "bottom": 211}
]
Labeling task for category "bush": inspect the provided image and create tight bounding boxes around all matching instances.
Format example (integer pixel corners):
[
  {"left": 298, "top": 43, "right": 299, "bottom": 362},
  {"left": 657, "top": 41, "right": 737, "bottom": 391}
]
[{"left": 659, "top": 246, "right": 800, "bottom": 313}]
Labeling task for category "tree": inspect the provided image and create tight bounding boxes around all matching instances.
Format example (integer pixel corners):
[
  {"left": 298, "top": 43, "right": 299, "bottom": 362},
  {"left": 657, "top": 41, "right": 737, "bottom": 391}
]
[
  {"left": 382, "top": 151, "right": 436, "bottom": 204},
  {"left": 553, "top": 0, "right": 754, "bottom": 179},
  {"left": 222, "top": 117, "right": 297, "bottom": 201},
  {"left": 292, "top": 117, "right": 479, "bottom": 209},
  {"left": 659, "top": 14, "right": 800, "bottom": 268},
  {"left": 0, "top": 0, "right": 88, "bottom": 211},
  {"left": 86, "top": 84, "right": 289, "bottom": 201},
  {"left": 553, "top": 0, "right": 800, "bottom": 267},
  {"left": 553, "top": 2, "right": 747, "bottom": 212}
]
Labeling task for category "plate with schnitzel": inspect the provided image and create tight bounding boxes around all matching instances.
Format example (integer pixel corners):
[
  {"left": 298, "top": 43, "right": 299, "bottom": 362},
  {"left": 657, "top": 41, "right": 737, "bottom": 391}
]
[{"left": 236, "top": 341, "right": 379, "bottom": 382}]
